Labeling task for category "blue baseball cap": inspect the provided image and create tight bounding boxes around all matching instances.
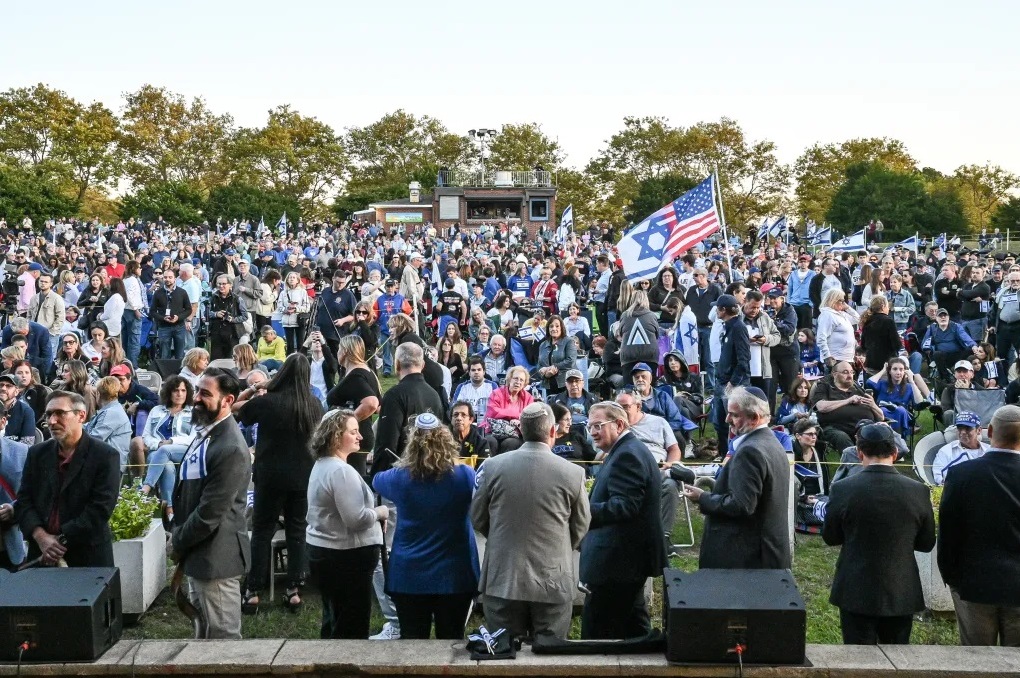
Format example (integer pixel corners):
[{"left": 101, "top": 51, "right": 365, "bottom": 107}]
[
  {"left": 955, "top": 411, "right": 981, "bottom": 429},
  {"left": 631, "top": 362, "right": 653, "bottom": 374}
]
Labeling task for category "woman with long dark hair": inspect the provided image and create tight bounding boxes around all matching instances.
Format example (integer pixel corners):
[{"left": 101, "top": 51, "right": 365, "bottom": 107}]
[
  {"left": 134, "top": 376, "right": 195, "bottom": 518},
  {"left": 235, "top": 353, "right": 324, "bottom": 613},
  {"left": 536, "top": 315, "right": 577, "bottom": 395},
  {"left": 79, "top": 273, "right": 109, "bottom": 326}
]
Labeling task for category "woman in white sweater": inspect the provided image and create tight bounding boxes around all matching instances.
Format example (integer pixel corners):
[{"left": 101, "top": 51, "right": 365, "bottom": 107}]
[
  {"left": 816, "top": 288, "right": 861, "bottom": 370},
  {"left": 99, "top": 277, "right": 127, "bottom": 338},
  {"left": 277, "top": 271, "right": 310, "bottom": 354},
  {"left": 305, "top": 409, "right": 388, "bottom": 639}
]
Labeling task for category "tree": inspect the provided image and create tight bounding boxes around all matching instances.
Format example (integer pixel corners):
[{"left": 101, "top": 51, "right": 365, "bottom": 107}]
[
  {"left": 119, "top": 85, "right": 233, "bottom": 189},
  {"left": 952, "top": 163, "right": 1020, "bottom": 231},
  {"left": 228, "top": 105, "right": 348, "bottom": 218},
  {"left": 625, "top": 173, "right": 697, "bottom": 224},
  {"left": 345, "top": 110, "right": 472, "bottom": 191},
  {"left": 554, "top": 168, "right": 616, "bottom": 228},
  {"left": 486, "top": 123, "right": 563, "bottom": 171},
  {"left": 826, "top": 162, "right": 965, "bottom": 238},
  {"left": 990, "top": 196, "right": 1020, "bottom": 235},
  {"left": 0, "top": 163, "right": 78, "bottom": 224},
  {"left": 206, "top": 182, "right": 302, "bottom": 226},
  {"left": 794, "top": 138, "right": 916, "bottom": 222},
  {"left": 0, "top": 83, "right": 79, "bottom": 167},
  {"left": 53, "top": 102, "right": 121, "bottom": 202},
  {"left": 118, "top": 181, "right": 205, "bottom": 225}
]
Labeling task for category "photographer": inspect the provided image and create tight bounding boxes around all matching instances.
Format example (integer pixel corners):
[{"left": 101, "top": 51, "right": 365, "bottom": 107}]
[{"left": 206, "top": 275, "right": 250, "bottom": 361}]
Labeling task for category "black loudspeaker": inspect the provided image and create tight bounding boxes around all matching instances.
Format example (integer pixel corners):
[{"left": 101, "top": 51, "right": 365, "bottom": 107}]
[
  {"left": 0, "top": 568, "right": 122, "bottom": 662},
  {"left": 663, "top": 568, "right": 806, "bottom": 665}
]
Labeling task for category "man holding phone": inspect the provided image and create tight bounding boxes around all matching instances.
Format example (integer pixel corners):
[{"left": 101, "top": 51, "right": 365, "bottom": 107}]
[
  {"left": 810, "top": 360, "right": 885, "bottom": 453},
  {"left": 151, "top": 269, "right": 192, "bottom": 360}
]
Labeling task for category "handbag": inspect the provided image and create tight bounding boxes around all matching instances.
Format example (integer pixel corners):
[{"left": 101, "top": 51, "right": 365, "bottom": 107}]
[{"left": 488, "top": 418, "right": 521, "bottom": 441}]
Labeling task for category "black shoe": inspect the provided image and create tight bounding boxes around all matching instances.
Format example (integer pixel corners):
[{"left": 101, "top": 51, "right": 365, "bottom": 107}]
[{"left": 669, "top": 463, "right": 696, "bottom": 485}]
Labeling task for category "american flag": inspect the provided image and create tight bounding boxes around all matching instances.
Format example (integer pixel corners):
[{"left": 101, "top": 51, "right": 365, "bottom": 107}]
[{"left": 618, "top": 175, "right": 721, "bottom": 282}]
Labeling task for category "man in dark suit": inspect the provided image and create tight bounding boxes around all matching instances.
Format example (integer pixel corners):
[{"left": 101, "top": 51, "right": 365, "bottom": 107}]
[
  {"left": 471, "top": 403, "right": 590, "bottom": 640},
  {"left": 16, "top": 391, "right": 120, "bottom": 567},
  {"left": 579, "top": 401, "right": 667, "bottom": 639},
  {"left": 684, "top": 386, "right": 791, "bottom": 570},
  {"left": 822, "top": 422, "right": 936, "bottom": 644},
  {"left": 712, "top": 294, "right": 750, "bottom": 443},
  {"left": 170, "top": 368, "right": 251, "bottom": 640},
  {"left": 2, "top": 317, "right": 54, "bottom": 377},
  {"left": 939, "top": 404, "right": 1020, "bottom": 646}
]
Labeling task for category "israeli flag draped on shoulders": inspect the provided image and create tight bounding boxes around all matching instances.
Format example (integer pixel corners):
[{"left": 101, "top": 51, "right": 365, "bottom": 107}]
[
  {"left": 180, "top": 435, "right": 210, "bottom": 481},
  {"left": 828, "top": 229, "right": 866, "bottom": 252}
]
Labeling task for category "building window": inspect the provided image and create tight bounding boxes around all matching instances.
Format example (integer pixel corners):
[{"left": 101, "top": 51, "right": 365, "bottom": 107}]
[
  {"left": 466, "top": 199, "right": 520, "bottom": 220},
  {"left": 439, "top": 196, "right": 460, "bottom": 220},
  {"left": 530, "top": 199, "right": 549, "bottom": 221}
]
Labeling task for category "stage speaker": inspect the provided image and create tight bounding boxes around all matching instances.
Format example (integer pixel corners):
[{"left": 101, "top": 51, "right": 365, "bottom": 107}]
[
  {"left": 0, "top": 568, "right": 122, "bottom": 662},
  {"left": 663, "top": 568, "right": 805, "bottom": 665}
]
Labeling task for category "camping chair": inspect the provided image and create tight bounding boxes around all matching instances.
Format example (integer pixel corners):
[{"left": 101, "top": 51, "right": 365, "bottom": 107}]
[
  {"left": 135, "top": 369, "right": 163, "bottom": 391},
  {"left": 207, "top": 358, "right": 237, "bottom": 372},
  {"left": 912, "top": 429, "right": 953, "bottom": 486},
  {"left": 939, "top": 388, "right": 1005, "bottom": 428}
]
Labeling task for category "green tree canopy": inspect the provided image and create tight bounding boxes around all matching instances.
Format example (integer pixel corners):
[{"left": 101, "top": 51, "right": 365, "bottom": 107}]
[
  {"left": 486, "top": 123, "right": 563, "bottom": 171},
  {"left": 990, "top": 196, "right": 1020, "bottom": 234},
  {"left": 952, "top": 163, "right": 1020, "bottom": 231},
  {"left": 624, "top": 173, "right": 697, "bottom": 225},
  {"left": 206, "top": 182, "right": 301, "bottom": 226},
  {"left": 794, "top": 138, "right": 916, "bottom": 223},
  {"left": 0, "top": 163, "right": 78, "bottom": 224},
  {"left": 119, "top": 180, "right": 205, "bottom": 225}
]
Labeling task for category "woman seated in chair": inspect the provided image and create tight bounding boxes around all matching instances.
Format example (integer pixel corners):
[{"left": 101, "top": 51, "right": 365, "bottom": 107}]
[
  {"left": 865, "top": 357, "right": 931, "bottom": 434},
  {"left": 658, "top": 351, "right": 703, "bottom": 422},
  {"left": 973, "top": 342, "right": 1005, "bottom": 388},
  {"left": 776, "top": 377, "right": 813, "bottom": 428},
  {"left": 134, "top": 376, "right": 195, "bottom": 518}
]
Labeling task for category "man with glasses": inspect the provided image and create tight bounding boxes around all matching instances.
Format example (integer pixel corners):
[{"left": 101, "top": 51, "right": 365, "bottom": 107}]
[
  {"left": 809, "top": 360, "right": 884, "bottom": 453},
  {"left": 16, "top": 391, "right": 120, "bottom": 567},
  {"left": 0, "top": 373, "right": 36, "bottom": 445},
  {"left": 206, "top": 275, "right": 250, "bottom": 361},
  {"left": 578, "top": 402, "right": 666, "bottom": 639},
  {"left": 990, "top": 271, "right": 1020, "bottom": 372}
]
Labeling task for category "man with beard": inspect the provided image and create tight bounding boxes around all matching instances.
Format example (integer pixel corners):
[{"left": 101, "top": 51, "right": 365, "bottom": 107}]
[
  {"left": 683, "top": 387, "right": 791, "bottom": 570},
  {"left": 169, "top": 368, "right": 252, "bottom": 639},
  {"left": 16, "top": 391, "right": 120, "bottom": 567}
]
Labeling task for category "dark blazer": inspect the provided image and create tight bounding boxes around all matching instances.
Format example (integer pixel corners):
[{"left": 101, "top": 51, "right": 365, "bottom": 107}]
[
  {"left": 698, "top": 426, "right": 791, "bottom": 569},
  {"left": 579, "top": 431, "right": 667, "bottom": 584},
  {"left": 2, "top": 322, "right": 54, "bottom": 375},
  {"left": 823, "top": 464, "right": 935, "bottom": 616},
  {"left": 16, "top": 434, "right": 121, "bottom": 567},
  {"left": 171, "top": 415, "right": 252, "bottom": 581},
  {"left": 717, "top": 315, "right": 751, "bottom": 388},
  {"left": 371, "top": 372, "right": 445, "bottom": 477},
  {"left": 938, "top": 451, "right": 1020, "bottom": 606}
]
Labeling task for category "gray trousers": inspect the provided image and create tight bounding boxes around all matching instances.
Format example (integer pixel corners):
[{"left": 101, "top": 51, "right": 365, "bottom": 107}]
[
  {"left": 482, "top": 594, "right": 573, "bottom": 640},
  {"left": 952, "top": 589, "right": 1020, "bottom": 646},
  {"left": 660, "top": 474, "right": 681, "bottom": 540},
  {"left": 372, "top": 500, "right": 399, "bottom": 628},
  {"left": 188, "top": 575, "right": 243, "bottom": 640}
]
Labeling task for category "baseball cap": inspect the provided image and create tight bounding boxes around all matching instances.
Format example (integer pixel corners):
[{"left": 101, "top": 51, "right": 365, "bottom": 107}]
[
  {"left": 0, "top": 374, "right": 16, "bottom": 386},
  {"left": 993, "top": 264, "right": 1003, "bottom": 272},
  {"left": 936, "top": 308, "right": 950, "bottom": 317},
  {"left": 109, "top": 364, "right": 132, "bottom": 377},
  {"left": 224, "top": 248, "right": 237, "bottom": 255},
  {"left": 767, "top": 288, "right": 785, "bottom": 298},
  {"left": 799, "top": 254, "right": 812, "bottom": 261},
  {"left": 385, "top": 278, "right": 397, "bottom": 286},
  {"left": 857, "top": 422, "right": 896, "bottom": 443},
  {"left": 565, "top": 369, "right": 584, "bottom": 381},
  {"left": 27, "top": 262, "right": 43, "bottom": 272},
  {"left": 630, "top": 362, "right": 653, "bottom": 374},
  {"left": 716, "top": 294, "right": 739, "bottom": 309},
  {"left": 760, "top": 283, "right": 775, "bottom": 294},
  {"left": 954, "top": 360, "right": 974, "bottom": 372},
  {"left": 954, "top": 411, "right": 981, "bottom": 429},
  {"left": 515, "top": 254, "right": 529, "bottom": 264},
  {"left": 409, "top": 251, "right": 423, "bottom": 260}
]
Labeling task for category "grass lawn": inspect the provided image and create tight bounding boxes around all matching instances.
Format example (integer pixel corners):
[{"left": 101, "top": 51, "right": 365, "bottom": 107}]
[{"left": 124, "top": 377, "right": 960, "bottom": 644}]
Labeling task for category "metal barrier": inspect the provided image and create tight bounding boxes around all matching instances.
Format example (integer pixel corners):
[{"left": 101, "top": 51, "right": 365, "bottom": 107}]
[{"left": 437, "top": 169, "right": 555, "bottom": 188}]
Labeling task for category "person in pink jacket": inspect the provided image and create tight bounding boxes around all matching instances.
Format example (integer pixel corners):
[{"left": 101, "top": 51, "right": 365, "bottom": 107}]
[{"left": 485, "top": 365, "right": 534, "bottom": 454}]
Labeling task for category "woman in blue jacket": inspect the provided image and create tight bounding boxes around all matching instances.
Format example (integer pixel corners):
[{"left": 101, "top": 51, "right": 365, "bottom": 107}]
[{"left": 372, "top": 413, "right": 479, "bottom": 640}]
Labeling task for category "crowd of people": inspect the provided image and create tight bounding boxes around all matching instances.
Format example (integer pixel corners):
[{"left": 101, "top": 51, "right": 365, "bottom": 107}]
[{"left": 0, "top": 214, "right": 1017, "bottom": 649}]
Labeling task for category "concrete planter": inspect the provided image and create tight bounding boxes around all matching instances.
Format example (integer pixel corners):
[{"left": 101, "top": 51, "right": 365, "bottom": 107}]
[
  {"left": 113, "top": 519, "right": 167, "bottom": 617},
  {"left": 915, "top": 544, "right": 954, "bottom": 613}
]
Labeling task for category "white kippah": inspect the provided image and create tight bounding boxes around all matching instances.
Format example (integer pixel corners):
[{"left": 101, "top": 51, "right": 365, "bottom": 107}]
[{"left": 415, "top": 412, "right": 440, "bottom": 430}]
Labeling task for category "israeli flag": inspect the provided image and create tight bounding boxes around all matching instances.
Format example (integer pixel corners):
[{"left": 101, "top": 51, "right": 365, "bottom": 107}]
[
  {"left": 256, "top": 216, "right": 267, "bottom": 239},
  {"left": 828, "top": 229, "right": 866, "bottom": 252},
  {"left": 885, "top": 234, "right": 918, "bottom": 253},
  {"left": 676, "top": 306, "right": 701, "bottom": 374},
  {"left": 224, "top": 224, "right": 236, "bottom": 237},
  {"left": 277, "top": 212, "right": 287, "bottom": 238},
  {"left": 934, "top": 233, "right": 946, "bottom": 249},
  {"left": 757, "top": 218, "right": 770, "bottom": 241},
  {"left": 556, "top": 204, "right": 574, "bottom": 243},
  {"left": 949, "top": 235, "right": 961, "bottom": 247},
  {"left": 430, "top": 258, "right": 443, "bottom": 302},
  {"left": 811, "top": 227, "right": 832, "bottom": 245},
  {"left": 769, "top": 215, "right": 788, "bottom": 239}
]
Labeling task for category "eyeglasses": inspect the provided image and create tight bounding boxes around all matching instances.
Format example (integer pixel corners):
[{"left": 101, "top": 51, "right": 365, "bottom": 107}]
[
  {"left": 799, "top": 431, "right": 818, "bottom": 437},
  {"left": 586, "top": 421, "right": 614, "bottom": 433},
  {"left": 356, "top": 311, "right": 369, "bottom": 316},
  {"left": 45, "top": 408, "right": 85, "bottom": 419},
  {"left": 62, "top": 340, "right": 77, "bottom": 345}
]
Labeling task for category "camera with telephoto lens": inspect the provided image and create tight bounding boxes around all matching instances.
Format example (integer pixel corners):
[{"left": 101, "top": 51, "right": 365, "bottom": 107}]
[{"left": 1, "top": 264, "right": 23, "bottom": 314}]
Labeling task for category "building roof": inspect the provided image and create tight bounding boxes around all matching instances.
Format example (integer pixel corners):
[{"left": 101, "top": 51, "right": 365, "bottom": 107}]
[{"left": 367, "top": 193, "right": 434, "bottom": 209}]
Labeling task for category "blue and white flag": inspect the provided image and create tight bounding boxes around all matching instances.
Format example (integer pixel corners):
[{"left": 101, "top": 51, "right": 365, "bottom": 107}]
[
  {"left": 618, "top": 175, "right": 720, "bottom": 283},
  {"left": 256, "top": 217, "right": 267, "bottom": 239},
  {"left": 949, "top": 235, "right": 961, "bottom": 247},
  {"left": 676, "top": 306, "right": 701, "bottom": 374},
  {"left": 934, "top": 233, "right": 946, "bottom": 249},
  {"left": 769, "top": 215, "right": 788, "bottom": 239},
  {"left": 430, "top": 258, "right": 443, "bottom": 301},
  {"left": 828, "top": 229, "right": 866, "bottom": 252},
  {"left": 810, "top": 227, "right": 832, "bottom": 245},
  {"left": 556, "top": 204, "right": 574, "bottom": 243},
  {"left": 757, "top": 218, "right": 770, "bottom": 241},
  {"left": 277, "top": 212, "right": 287, "bottom": 238},
  {"left": 224, "top": 224, "right": 236, "bottom": 237},
  {"left": 885, "top": 234, "right": 918, "bottom": 253}
]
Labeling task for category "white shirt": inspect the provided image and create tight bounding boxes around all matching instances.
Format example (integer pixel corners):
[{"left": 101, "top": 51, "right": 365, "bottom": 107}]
[{"left": 932, "top": 440, "right": 989, "bottom": 485}]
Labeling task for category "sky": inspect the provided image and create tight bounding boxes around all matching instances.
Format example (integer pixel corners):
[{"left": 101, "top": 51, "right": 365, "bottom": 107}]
[{"left": 3, "top": 0, "right": 1018, "bottom": 174}]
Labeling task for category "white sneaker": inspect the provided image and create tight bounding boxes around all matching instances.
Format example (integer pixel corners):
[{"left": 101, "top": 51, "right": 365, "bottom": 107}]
[{"left": 369, "top": 622, "right": 400, "bottom": 640}]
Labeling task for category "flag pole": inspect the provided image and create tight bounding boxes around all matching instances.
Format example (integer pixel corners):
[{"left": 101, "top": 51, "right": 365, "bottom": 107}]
[{"left": 713, "top": 167, "right": 733, "bottom": 273}]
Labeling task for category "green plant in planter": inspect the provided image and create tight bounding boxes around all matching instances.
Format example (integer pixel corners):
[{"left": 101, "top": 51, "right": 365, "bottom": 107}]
[
  {"left": 110, "top": 486, "right": 161, "bottom": 542},
  {"left": 930, "top": 485, "right": 944, "bottom": 525}
]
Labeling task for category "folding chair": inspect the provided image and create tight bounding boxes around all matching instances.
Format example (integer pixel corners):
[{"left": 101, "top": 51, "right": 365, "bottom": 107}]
[
  {"left": 912, "top": 430, "right": 950, "bottom": 486},
  {"left": 135, "top": 369, "right": 163, "bottom": 391}
]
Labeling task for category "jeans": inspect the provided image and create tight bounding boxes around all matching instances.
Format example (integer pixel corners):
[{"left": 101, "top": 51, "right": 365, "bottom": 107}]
[
  {"left": 697, "top": 326, "right": 714, "bottom": 391},
  {"left": 157, "top": 325, "right": 188, "bottom": 360},
  {"left": 963, "top": 318, "right": 987, "bottom": 343},
  {"left": 260, "top": 359, "right": 283, "bottom": 372},
  {"left": 909, "top": 351, "right": 923, "bottom": 374},
  {"left": 381, "top": 334, "right": 394, "bottom": 375},
  {"left": 142, "top": 444, "right": 188, "bottom": 507},
  {"left": 122, "top": 309, "right": 142, "bottom": 367}
]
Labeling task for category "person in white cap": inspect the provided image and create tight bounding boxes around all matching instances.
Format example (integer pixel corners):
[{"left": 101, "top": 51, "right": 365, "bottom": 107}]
[{"left": 939, "top": 359, "right": 982, "bottom": 413}]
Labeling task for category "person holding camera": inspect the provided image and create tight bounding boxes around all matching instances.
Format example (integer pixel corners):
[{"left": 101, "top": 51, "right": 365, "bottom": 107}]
[{"left": 207, "top": 275, "right": 250, "bottom": 361}]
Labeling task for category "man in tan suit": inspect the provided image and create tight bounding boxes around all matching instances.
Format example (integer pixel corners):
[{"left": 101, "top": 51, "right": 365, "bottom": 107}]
[{"left": 471, "top": 402, "right": 591, "bottom": 639}]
